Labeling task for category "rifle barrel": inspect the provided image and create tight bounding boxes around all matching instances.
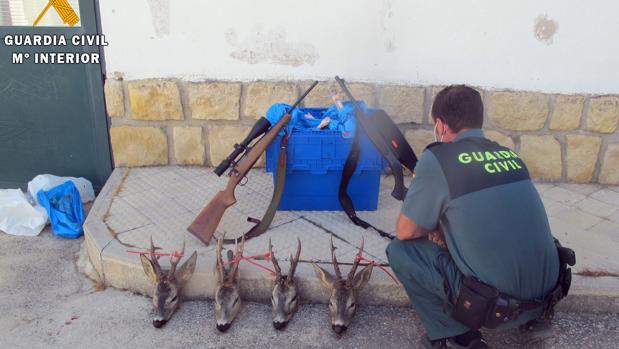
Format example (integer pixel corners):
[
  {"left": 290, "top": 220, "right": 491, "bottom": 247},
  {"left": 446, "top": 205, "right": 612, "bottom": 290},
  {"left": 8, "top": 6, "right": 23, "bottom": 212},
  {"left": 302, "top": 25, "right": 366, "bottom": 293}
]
[
  {"left": 288, "top": 81, "right": 319, "bottom": 113},
  {"left": 334, "top": 76, "right": 358, "bottom": 104}
]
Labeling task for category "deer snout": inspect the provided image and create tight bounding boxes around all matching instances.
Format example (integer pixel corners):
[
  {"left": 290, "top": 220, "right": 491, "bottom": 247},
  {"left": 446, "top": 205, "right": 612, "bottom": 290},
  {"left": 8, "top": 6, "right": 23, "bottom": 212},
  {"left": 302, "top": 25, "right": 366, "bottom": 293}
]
[
  {"left": 216, "top": 323, "right": 231, "bottom": 332},
  {"left": 152, "top": 318, "right": 167, "bottom": 328},
  {"left": 332, "top": 324, "right": 347, "bottom": 335},
  {"left": 273, "top": 321, "right": 288, "bottom": 330}
]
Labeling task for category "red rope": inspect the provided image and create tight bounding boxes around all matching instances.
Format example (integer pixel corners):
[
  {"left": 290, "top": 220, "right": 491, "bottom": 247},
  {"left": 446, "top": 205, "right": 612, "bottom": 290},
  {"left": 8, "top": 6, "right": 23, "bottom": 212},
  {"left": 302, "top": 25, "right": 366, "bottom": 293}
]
[
  {"left": 242, "top": 258, "right": 276, "bottom": 275},
  {"left": 223, "top": 252, "right": 276, "bottom": 276},
  {"left": 127, "top": 250, "right": 183, "bottom": 258},
  {"left": 129, "top": 248, "right": 397, "bottom": 284},
  {"left": 129, "top": 248, "right": 275, "bottom": 275},
  {"left": 357, "top": 254, "right": 400, "bottom": 285}
]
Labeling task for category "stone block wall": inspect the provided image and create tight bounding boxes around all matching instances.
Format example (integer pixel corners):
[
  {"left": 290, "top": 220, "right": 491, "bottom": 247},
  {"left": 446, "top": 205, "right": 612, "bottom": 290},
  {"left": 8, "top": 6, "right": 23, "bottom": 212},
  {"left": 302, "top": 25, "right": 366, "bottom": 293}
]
[{"left": 105, "top": 78, "right": 619, "bottom": 184}]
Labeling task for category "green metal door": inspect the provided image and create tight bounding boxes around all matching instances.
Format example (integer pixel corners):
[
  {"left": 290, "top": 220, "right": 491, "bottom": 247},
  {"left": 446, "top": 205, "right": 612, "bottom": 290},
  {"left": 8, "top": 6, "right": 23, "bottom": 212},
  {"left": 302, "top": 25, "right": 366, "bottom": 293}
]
[{"left": 0, "top": 0, "right": 112, "bottom": 190}]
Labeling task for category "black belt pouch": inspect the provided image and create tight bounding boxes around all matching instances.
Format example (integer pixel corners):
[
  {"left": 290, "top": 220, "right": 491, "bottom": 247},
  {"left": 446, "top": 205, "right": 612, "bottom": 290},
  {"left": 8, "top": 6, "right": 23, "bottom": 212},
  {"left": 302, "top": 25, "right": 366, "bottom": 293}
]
[{"left": 452, "top": 276, "right": 499, "bottom": 330}]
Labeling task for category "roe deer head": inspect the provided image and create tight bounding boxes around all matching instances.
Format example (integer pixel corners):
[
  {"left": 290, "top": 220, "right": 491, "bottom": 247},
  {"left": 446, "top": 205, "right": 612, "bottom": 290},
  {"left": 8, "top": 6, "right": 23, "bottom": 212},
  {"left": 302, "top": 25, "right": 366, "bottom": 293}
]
[
  {"left": 214, "top": 233, "right": 244, "bottom": 332},
  {"left": 312, "top": 237, "right": 373, "bottom": 335},
  {"left": 140, "top": 237, "right": 197, "bottom": 328},
  {"left": 269, "top": 238, "right": 302, "bottom": 330}
]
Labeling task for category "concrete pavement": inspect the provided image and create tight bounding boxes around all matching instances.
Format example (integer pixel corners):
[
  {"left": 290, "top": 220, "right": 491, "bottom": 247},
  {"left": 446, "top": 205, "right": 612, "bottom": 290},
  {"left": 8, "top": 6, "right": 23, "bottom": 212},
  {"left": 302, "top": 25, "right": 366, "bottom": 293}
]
[{"left": 0, "top": 229, "right": 618, "bottom": 349}]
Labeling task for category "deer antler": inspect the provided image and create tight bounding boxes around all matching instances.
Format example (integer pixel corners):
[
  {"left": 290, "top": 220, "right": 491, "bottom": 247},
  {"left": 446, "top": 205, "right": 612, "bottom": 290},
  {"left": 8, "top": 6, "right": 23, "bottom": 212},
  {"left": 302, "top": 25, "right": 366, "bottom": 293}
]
[
  {"left": 229, "top": 234, "right": 245, "bottom": 282},
  {"left": 347, "top": 238, "right": 364, "bottom": 287},
  {"left": 168, "top": 240, "right": 185, "bottom": 280},
  {"left": 330, "top": 235, "right": 342, "bottom": 282},
  {"left": 269, "top": 238, "right": 282, "bottom": 278},
  {"left": 287, "top": 238, "right": 301, "bottom": 284},
  {"left": 216, "top": 233, "right": 225, "bottom": 284},
  {"left": 149, "top": 236, "right": 163, "bottom": 277}
]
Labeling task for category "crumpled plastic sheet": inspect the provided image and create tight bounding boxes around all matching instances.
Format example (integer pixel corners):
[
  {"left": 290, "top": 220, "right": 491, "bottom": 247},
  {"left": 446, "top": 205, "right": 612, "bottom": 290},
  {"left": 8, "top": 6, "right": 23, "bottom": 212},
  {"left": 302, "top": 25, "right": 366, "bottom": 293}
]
[{"left": 0, "top": 189, "right": 48, "bottom": 236}]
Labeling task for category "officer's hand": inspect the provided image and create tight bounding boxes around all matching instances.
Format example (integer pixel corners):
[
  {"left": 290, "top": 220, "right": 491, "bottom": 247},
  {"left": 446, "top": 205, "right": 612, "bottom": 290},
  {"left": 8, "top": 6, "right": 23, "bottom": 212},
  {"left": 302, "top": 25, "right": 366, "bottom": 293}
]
[{"left": 428, "top": 231, "right": 446, "bottom": 249}]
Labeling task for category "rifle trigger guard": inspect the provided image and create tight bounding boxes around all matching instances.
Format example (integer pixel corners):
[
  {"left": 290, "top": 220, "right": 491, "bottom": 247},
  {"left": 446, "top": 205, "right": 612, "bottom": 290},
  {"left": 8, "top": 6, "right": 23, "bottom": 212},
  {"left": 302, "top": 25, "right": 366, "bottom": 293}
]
[{"left": 239, "top": 176, "right": 249, "bottom": 186}]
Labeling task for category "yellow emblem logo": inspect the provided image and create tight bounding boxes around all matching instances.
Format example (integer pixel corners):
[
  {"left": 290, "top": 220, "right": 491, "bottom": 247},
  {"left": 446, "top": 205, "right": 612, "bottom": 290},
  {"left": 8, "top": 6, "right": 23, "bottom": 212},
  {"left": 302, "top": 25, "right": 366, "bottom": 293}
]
[{"left": 33, "top": 0, "right": 80, "bottom": 27}]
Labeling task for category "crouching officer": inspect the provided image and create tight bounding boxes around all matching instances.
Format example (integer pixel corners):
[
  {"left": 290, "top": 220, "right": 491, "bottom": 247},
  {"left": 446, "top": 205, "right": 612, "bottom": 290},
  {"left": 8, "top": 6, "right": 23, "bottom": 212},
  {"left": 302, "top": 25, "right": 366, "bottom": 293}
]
[{"left": 386, "top": 85, "right": 575, "bottom": 349}]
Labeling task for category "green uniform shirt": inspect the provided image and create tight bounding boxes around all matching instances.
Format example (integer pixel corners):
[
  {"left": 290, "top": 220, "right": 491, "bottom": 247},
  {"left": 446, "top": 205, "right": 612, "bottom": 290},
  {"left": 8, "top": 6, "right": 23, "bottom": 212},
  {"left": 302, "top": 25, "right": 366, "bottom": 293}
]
[{"left": 401, "top": 129, "right": 559, "bottom": 300}]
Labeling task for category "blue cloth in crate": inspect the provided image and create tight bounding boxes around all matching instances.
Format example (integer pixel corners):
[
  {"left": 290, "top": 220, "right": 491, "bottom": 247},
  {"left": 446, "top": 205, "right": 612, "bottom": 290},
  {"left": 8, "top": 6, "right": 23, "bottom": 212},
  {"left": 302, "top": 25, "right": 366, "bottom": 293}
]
[{"left": 265, "top": 100, "right": 369, "bottom": 138}]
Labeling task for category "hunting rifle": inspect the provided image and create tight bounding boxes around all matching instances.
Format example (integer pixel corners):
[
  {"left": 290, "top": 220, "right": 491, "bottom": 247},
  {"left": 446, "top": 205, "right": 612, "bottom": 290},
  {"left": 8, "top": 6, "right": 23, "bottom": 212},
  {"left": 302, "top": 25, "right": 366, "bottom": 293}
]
[{"left": 187, "top": 81, "right": 319, "bottom": 245}]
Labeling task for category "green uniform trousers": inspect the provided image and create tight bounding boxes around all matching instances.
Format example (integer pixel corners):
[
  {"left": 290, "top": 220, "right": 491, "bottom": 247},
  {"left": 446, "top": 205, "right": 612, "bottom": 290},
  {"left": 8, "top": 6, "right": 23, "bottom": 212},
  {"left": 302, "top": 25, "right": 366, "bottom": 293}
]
[
  {"left": 387, "top": 238, "right": 545, "bottom": 340},
  {"left": 386, "top": 238, "right": 470, "bottom": 340}
]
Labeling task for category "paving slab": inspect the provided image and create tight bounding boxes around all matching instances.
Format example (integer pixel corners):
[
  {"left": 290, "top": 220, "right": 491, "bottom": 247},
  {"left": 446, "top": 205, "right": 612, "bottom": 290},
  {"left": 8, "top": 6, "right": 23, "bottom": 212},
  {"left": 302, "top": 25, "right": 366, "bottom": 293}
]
[{"left": 84, "top": 166, "right": 619, "bottom": 313}]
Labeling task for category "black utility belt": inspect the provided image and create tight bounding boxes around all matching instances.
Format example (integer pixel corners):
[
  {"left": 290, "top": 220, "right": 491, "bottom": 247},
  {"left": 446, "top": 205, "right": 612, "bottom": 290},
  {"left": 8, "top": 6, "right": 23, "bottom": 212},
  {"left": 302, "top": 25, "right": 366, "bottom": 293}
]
[
  {"left": 452, "top": 276, "right": 559, "bottom": 330},
  {"left": 452, "top": 240, "right": 575, "bottom": 330}
]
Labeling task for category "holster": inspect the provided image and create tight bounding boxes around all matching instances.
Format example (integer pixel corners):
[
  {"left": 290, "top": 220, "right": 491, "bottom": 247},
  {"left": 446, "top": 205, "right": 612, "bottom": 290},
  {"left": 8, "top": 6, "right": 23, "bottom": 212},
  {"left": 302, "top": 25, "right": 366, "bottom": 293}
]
[
  {"left": 555, "top": 238, "right": 575, "bottom": 298},
  {"left": 544, "top": 238, "right": 575, "bottom": 319}
]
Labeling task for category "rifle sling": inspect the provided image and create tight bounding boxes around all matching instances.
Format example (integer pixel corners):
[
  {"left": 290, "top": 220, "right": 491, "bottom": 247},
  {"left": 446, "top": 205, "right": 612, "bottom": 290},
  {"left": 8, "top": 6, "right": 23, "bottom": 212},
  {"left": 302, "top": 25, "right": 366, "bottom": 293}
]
[
  {"left": 224, "top": 134, "right": 288, "bottom": 244},
  {"left": 338, "top": 123, "right": 394, "bottom": 240}
]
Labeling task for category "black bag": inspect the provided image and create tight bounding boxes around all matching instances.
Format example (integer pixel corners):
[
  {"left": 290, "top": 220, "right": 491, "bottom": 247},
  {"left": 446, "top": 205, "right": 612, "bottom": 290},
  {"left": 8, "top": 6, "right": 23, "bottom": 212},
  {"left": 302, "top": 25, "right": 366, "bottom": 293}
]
[{"left": 452, "top": 277, "right": 499, "bottom": 330}]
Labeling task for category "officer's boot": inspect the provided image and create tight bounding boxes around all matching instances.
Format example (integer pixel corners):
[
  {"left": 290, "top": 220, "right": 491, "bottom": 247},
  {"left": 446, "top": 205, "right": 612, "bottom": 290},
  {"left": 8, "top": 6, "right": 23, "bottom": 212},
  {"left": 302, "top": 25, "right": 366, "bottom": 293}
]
[
  {"left": 446, "top": 330, "right": 488, "bottom": 349},
  {"left": 519, "top": 317, "right": 554, "bottom": 346},
  {"left": 420, "top": 331, "right": 488, "bottom": 349}
]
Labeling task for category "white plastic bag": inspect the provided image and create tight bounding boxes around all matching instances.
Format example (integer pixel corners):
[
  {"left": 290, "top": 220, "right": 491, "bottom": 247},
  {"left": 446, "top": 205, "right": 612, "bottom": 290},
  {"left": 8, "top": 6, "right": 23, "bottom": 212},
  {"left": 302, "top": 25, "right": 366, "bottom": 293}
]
[
  {"left": 28, "top": 174, "right": 95, "bottom": 204},
  {"left": 0, "top": 189, "right": 48, "bottom": 236}
]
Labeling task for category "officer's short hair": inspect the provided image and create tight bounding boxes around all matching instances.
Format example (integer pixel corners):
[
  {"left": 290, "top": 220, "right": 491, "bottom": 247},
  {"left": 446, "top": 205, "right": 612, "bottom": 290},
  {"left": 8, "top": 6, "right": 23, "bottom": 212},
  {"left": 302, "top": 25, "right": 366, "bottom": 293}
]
[{"left": 431, "top": 85, "right": 483, "bottom": 132}]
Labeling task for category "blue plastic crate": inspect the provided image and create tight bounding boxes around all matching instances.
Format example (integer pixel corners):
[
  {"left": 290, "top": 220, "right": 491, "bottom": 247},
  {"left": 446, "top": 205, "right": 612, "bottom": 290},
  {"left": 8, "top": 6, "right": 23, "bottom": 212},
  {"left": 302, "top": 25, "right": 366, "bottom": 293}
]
[{"left": 266, "top": 129, "right": 385, "bottom": 211}]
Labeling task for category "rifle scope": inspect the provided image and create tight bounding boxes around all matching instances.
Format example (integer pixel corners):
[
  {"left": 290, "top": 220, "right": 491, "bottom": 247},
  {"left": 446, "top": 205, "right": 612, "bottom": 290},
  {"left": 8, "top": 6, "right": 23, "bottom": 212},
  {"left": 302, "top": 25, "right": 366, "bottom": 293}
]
[
  {"left": 213, "top": 81, "right": 318, "bottom": 177},
  {"left": 213, "top": 117, "right": 272, "bottom": 176}
]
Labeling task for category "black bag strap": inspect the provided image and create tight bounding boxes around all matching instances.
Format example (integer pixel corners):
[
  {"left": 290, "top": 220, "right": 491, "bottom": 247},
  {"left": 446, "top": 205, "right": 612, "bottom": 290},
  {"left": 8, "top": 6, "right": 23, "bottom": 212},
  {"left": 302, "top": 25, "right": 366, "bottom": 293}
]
[{"left": 338, "top": 126, "right": 394, "bottom": 239}]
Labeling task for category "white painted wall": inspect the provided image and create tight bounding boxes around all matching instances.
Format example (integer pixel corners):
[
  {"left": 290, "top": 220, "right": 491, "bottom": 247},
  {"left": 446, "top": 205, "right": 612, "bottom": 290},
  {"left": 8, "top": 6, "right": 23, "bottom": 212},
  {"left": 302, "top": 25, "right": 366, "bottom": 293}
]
[{"left": 99, "top": 0, "right": 619, "bottom": 94}]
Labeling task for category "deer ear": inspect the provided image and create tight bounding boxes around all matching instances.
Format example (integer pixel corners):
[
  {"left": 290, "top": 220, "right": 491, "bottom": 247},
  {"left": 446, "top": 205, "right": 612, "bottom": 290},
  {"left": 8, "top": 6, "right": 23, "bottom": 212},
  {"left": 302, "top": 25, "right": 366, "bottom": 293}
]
[
  {"left": 311, "top": 263, "right": 334, "bottom": 289},
  {"left": 140, "top": 254, "right": 160, "bottom": 284},
  {"left": 352, "top": 264, "right": 373, "bottom": 290},
  {"left": 176, "top": 251, "right": 198, "bottom": 285}
]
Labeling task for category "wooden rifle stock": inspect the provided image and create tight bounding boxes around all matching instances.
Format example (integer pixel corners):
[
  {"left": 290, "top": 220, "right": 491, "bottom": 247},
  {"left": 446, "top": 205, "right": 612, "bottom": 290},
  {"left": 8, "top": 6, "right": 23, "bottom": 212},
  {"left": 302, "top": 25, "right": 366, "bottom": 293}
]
[{"left": 187, "top": 113, "right": 292, "bottom": 245}]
